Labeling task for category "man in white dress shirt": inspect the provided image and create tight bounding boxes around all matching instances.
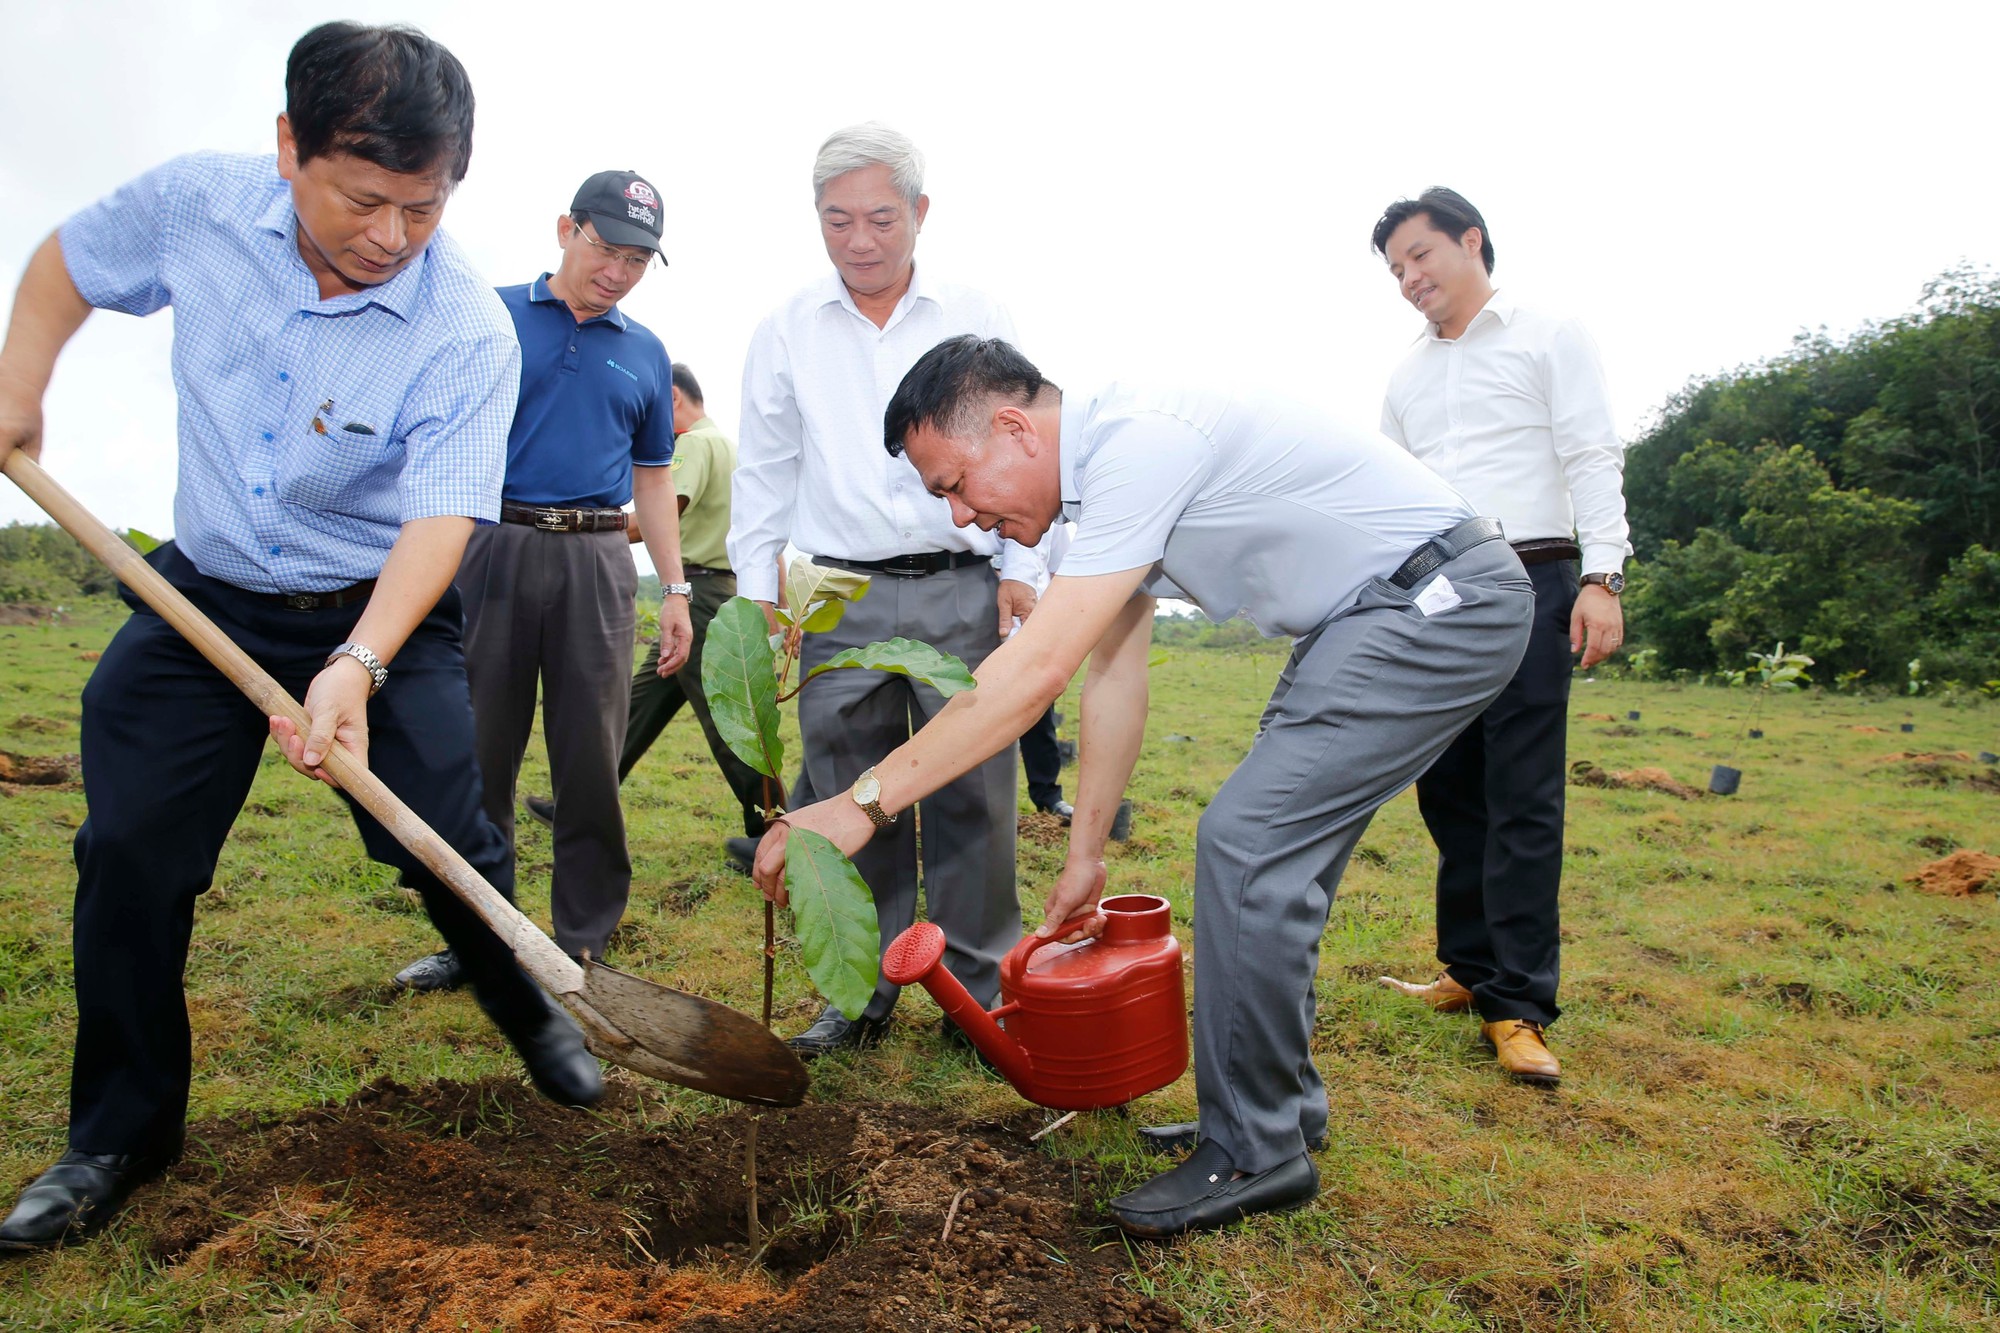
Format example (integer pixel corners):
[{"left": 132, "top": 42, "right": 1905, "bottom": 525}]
[
  {"left": 730, "top": 123, "right": 1045, "bottom": 1057},
  {"left": 750, "top": 336, "right": 1534, "bottom": 1234},
  {"left": 1372, "top": 188, "right": 1631, "bottom": 1084}
]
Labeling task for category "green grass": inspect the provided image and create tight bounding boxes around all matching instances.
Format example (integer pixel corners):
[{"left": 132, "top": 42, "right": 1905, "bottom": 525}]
[{"left": 2, "top": 603, "right": 1997, "bottom": 1328}]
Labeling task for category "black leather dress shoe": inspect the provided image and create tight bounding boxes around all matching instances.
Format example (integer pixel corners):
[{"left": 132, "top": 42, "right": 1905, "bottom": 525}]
[
  {"left": 1138, "top": 1120, "right": 1327, "bottom": 1156},
  {"left": 785, "top": 1005, "right": 891, "bottom": 1059},
  {"left": 1110, "top": 1140, "right": 1319, "bottom": 1238},
  {"left": 0, "top": 1150, "right": 171, "bottom": 1251},
  {"left": 724, "top": 837, "right": 758, "bottom": 876},
  {"left": 394, "top": 948, "right": 466, "bottom": 992},
  {"left": 495, "top": 994, "right": 603, "bottom": 1108},
  {"left": 523, "top": 794, "right": 556, "bottom": 829}
]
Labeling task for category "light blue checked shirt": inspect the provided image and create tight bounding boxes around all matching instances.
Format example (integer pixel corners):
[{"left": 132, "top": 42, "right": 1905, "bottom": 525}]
[{"left": 59, "top": 152, "right": 520, "bottom": 593}]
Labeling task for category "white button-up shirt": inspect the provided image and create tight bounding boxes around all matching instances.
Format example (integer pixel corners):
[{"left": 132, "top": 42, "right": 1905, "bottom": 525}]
[
  {"left": 1380, "top": 290, "right": 1631, "bottom": 575},
  {"left": 729, "top": 267, "right": 1045, "bottom": 603}
]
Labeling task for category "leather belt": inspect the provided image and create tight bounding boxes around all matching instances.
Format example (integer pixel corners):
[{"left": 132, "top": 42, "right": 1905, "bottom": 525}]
[
  {"left": 500, "top": 502, "right": 629, "bottom": 533},
  {"left": 260, "top": 579, "right": 377, "bottom": 612},
  {"left": 1510, "top": 537, "right": 1582, "bottom": 566},
  {"left": 1389, "top": 516, "right": 1506, "bottom": 589},
  {"left": 684, "top": 563, "right": 732, "bottom": 578},
  {"left": 820, "top": 551, "right": 990, "bottom": 579}
]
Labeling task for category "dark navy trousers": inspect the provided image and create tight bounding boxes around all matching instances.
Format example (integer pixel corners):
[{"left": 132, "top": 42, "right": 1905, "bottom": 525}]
[
  {"left": 67, "top": 542, "right": 545, "bottom": 1158},
  {"left": 1019, "top": 704, "right": 1064, "bottom": 810},
  {"left": 1415, "top": 557, "right": 1578, "bottom": 1027}
]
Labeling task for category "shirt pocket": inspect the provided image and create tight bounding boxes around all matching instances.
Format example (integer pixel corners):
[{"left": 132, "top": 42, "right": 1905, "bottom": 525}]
[{"left": 275, "top": 421, "right": 403, "bottom": 520}]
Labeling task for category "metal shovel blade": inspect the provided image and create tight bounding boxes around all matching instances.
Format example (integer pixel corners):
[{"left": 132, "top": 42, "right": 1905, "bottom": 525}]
[{"left": 568, "top": 962, "right": 809, "bottom": 1107}]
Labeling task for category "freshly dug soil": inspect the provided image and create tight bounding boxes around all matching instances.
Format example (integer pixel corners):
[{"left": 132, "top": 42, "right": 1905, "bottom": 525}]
[
  {"left": 137, "top": 1077, "right": 1180, "bottom": 1332},
  {"left": 1569, "top": 760, "right": 1702, "bottom": 800},
  {"left": 0, "top": 748, "right": 79, "bottom": 784},
  {"left": 1907, "top": 851, "right": 2000, "bottom": 899}
]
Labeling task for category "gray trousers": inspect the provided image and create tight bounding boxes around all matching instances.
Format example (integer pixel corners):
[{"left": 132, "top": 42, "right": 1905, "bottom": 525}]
[
  {"left": 456, "top": 522, "right": 637, "bottom": 960},
  {"left": 799, "top": 559, "right": 1020, "bottom": 1019},
  {"left": 1195, "top": 539, "right": 1533, "bottom": 1174}
]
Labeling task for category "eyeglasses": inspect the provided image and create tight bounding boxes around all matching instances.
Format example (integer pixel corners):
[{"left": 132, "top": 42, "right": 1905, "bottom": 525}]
[{"left": 569, "top": 221, "right": 655, "bottom": 274}]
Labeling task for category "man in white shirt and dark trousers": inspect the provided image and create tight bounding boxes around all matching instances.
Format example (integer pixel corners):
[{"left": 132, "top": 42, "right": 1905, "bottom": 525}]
[
  {"left": 731, "top": 124, "right": 1045, "bottom": 1057},
  {"left": 1373, "top": 188, "right": 1630, "bottom": 1084}
]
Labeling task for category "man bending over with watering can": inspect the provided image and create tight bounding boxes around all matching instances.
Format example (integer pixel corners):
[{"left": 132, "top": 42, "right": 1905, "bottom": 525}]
[
  {"left": 0, "top": 22, "right": 601, "bottom": 1254},
  {"left": 754, "top": 335, "right": 1533, "bottom": 1237}
]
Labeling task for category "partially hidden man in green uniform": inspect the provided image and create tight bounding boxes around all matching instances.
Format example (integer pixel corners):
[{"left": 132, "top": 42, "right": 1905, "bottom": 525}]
[{"left": 527, "top": 363, "right": 765, "bottom": 864}]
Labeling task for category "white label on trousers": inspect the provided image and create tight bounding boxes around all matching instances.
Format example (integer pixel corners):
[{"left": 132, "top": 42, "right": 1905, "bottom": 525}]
[{"left": 1414, "top": 574, "right": 1462, "bottom": 617}]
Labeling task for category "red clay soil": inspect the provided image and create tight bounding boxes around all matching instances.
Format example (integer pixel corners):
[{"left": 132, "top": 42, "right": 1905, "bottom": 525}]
[
  {"left": 0, "top": 749, "right": 79, "bottom": 784},
  {"left": 1907, "top": 851, "right": 2000, "bottom": 899},
  {"left": 133, "top": 1077, "right": 1180, "bottom": 1332}
]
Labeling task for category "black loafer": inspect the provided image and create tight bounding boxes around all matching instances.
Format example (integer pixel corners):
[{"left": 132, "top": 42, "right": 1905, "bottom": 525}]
[
  {"left": 786, "top": 1006, "right": 891, "bottom": 1059},
  {"left": 1110, "top": 1140, "right": 1319, "bottom": 1238},
  {"left": 0, "top": 1149, "right": 172, "bottom": 1251},
  {"left": 1138, "top": 1120, "right": 1327, "bottom": 1156},
  {"left": 495, "top": 993, "right": 603, "bottom": 1108},
  {"left": 523, "top": 795, "right": 556, "bottom": 829},
  {"left": 724, "top": 837, "right": 758, "bottom": 876},
  {"left": 393, "top": 948, "right": 466, "bottom": 993}
]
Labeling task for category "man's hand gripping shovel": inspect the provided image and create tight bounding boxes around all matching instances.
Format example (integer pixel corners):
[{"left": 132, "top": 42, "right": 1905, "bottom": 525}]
[{"left": 4, "top": 452, "right": 808, "bottom": 1108}]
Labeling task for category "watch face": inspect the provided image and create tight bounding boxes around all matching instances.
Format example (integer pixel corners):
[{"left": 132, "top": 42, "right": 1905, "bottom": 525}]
[
  {"left": 853, "top": 772, "right": 881, "bottom": 805},
  {"left": 1606, "top": 572, "right": 1626, "bottom": 594}
]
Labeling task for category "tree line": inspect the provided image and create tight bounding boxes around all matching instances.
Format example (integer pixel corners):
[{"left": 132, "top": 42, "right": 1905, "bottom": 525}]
[{"left": 1623, "top": 267, "right": 1999, "bottom": 689}]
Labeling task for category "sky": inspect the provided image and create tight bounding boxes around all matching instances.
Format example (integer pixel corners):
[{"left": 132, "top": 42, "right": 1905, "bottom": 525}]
[{"left": 2, "top": 0, "right": 1994, "bottom": 565}]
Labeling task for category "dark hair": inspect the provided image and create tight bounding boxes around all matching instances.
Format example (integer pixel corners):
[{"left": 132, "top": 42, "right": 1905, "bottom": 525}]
[
  {"left": 1370, "top": 187, "right": 1494, "bottom": 275},
  {"left": 670, "top": 362, "right": 703, "bottom": 404},
  {"left": 285, "top": 22, "right": 476, "bottom": 183},
  {"left": 883, "top": 336, "right": 1054, "bottom": 457}
]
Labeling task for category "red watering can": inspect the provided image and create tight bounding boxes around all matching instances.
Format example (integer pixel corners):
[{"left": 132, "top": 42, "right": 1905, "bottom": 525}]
[{"left": 881, "top": 893, "right": 1187, "bottom": 1111}]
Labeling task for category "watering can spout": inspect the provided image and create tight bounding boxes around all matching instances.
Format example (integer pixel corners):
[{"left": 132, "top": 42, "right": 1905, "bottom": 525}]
[{"left": 882, "top": 922, "right": 1036, "bottom": 1092}]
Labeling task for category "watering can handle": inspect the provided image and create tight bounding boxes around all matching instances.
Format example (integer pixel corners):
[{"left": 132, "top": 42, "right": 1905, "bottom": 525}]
[{"left": 1004, "top": 907, "right": 1105, "bottom": 975}]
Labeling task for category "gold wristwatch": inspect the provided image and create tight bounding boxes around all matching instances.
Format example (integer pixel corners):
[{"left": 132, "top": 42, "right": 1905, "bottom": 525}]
[{"left": 852, "top": 766, "right": 895, "bottom": 829}]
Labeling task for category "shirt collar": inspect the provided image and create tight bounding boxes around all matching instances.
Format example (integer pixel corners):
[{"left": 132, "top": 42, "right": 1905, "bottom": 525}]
[
  {"left": 1058, "top": 390, "right": 1087, "bottom": 520},
  {"left": 1425, "top": 286, "right": 1513, "bottom": 342},
  {"left": 256, "top": 186, "right": 426, "bottom": 322},
  {"left": 682, "top": 415, "right": 716, "bottom": 436},
  {"left": 820, "top": 263, "right": 936, "bottom": 331},
  {"left": 530, "top": 273, "right": 628, "bottom": 329}
]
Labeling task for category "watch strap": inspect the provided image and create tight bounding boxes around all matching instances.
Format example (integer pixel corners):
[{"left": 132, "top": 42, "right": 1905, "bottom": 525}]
[
  {"left": 661, "top": 582, "right": 693, "bottom": 598},
  {"left": 326, "top": 641, "right": 387, "bottom": 695}
]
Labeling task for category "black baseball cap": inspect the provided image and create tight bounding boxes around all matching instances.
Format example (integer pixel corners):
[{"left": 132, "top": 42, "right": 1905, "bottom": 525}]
[{"left": 571, "top": 169, "right": 666, "bottom": 259}]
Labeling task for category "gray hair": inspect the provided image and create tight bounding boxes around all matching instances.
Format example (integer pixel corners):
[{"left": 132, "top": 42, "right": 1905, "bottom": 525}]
[{"left": 812, "top": 122, "right": 925, "bottom": 208}]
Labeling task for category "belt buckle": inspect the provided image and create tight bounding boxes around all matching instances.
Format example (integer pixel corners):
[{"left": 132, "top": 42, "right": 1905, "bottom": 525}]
[
  {"left": 535, "top": 508, "right": 571, "bottom": 532},
  {"left": 883, "top": 558, "right": 926, "bottom": 578},
  {"left": 283, "top": 592, "right": 318, "bottom": 612}
]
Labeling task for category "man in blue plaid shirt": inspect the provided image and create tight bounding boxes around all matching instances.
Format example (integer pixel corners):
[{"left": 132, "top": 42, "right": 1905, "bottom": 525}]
[{"left": 0, "top": 22, "right": 601, "bottom": 1254}]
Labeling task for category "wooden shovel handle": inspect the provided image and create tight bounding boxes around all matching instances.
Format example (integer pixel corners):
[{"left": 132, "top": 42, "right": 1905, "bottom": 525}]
[{"left": 3, "top": 451, "right": 583, "bottom": 995}]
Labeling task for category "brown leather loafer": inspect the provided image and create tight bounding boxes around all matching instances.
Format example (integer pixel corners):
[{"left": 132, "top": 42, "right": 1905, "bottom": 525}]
[
  {"left": 1377, "top": 970, "right": 1475, "bottom": 1013},
  {"left": 1482, "top": 1018, "right": 1561, "bottom": 1084}
]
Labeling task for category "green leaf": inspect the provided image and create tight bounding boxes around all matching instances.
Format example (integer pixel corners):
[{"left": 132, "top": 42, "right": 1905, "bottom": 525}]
[
  {"left": 804, "top": 637, "right": 976, "bottom": 697},
  {"left": 785, "top": 559, "right": 871, "bottom": 635},
  {"left": 785, "top": 827, "right": 879, "bottom": 1018},
  {"left": 124, "top": 528, "right": 160, "bottom": 555},
  {"left": 700, "top": 597, "right": 782, "bottom": 778}
]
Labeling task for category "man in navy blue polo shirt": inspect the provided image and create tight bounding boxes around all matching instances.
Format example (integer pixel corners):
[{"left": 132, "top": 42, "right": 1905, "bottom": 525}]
[
  {"left": 394, "top": 171, "right": 688, "bottom": 992},
  {"left": 0, "top": 23, "right": 601, "bottom": 1254}
]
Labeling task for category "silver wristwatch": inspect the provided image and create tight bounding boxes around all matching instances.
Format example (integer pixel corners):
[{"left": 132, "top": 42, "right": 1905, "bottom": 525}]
[
  {"left": 661, "top": 582, "right": 693, "bottom": 599},
  {"left": 326, "top": 641, "right": 387, "bottom": 695}
]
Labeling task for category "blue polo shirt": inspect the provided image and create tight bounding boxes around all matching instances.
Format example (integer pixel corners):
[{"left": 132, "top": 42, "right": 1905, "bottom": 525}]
[{"left": 494, "top": 276, "right": 674, "bottom": 507}]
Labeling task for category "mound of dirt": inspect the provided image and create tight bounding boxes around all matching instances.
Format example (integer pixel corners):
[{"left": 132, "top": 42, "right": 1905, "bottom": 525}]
[
  {"left": 1873, "top": 751, "right": 1973, "bottom": 764},
  {"left": 1872, "top": 753, "right": 2000, "bottom": 794},
  {"left": 0, "top": 748, "right": 80, "bottom": 790},
  {"left": 1850, "top": 725, "right": 1889, "bottom": 734},
  {"left": 1017, "top": 811, "right": 1068, "bottom": 848},
  {"left": 137, "top": 1077, "right": 1179, "bottom": 1332},
  {"left": 0, "top": 603, "right": 48, "bottom": 626},
  {"left": 1575, "top": 712, "right": 1616, "bottom": 721},
  {"left": 1907, "top": 851, "right": 2000, "bottom": 899},
  {"left": 1569, "top": 760, "right": 1702, "bottom": 800}
]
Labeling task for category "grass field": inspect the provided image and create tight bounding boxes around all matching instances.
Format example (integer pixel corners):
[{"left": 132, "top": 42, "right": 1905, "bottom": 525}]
[{"left": 1, "top": 598, "right": 1996, "bottom": 1330}]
